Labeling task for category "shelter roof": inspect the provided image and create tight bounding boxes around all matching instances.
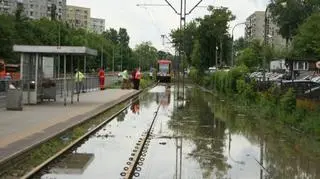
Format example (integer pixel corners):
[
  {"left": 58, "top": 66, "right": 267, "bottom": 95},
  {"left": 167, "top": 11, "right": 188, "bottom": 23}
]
[{"left": 13, "top": 45, "right": 97, "bottom": 56}]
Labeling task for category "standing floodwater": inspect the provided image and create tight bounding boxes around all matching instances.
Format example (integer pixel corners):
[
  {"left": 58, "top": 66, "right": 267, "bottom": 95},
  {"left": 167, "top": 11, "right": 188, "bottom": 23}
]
[{"left": 37, "top": 85, "right": 320, "bottom": 179}]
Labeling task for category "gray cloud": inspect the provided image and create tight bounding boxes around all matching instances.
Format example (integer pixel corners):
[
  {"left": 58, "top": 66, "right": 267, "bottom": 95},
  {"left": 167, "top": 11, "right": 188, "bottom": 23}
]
[{"left": 68, "top": 0, "right": 268, "bottom": 51}]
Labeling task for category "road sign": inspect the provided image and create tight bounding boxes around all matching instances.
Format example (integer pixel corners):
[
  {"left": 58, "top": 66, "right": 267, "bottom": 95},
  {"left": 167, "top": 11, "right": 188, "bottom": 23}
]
[{"left": 316, "top": 61, "right": 320, "bottom": 69}]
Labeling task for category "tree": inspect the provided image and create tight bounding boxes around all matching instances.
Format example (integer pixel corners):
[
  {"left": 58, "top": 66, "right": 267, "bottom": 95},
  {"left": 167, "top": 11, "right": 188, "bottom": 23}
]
[
  {"left": 170, "top": 21, "right": 198, "bottom": 64},
  {"left": 0, "top": 14, "right": 118, "bottom": 68},
  {"left": 117, "top": 28, "right": 130, "bottom": 70},
  {"left": 233, "top": 37, "right": 248, "bottom": 53},
  {"left": 169, "top": 6, "right": 235, "bottom": 70},
  {"left": 292, "top": 12, "right": 320, "bottom": 59},
  {"left": 197, "top": 6, "right": 235, "bottom": 68},
  {"left": 191, "top": 39, "right": 201, "bottom": 69},
  {"left": 133, "top": 42, "right": 158, "bottom": 70},
  {"left": 235, "top": 39, "right": 276, "bottom": 70},
  {"left": 118, "top": 28, "right": 129, "bottom": 47},
  {"left": 269, "top": 0, "right": 320, "bottom": 44},
  {"left": 236, "top": 48, "right": 261, "bottom": 70},
  {"left": 50, "top": 4, "right": 57, "bottom": 21},
  {"left": 15, "top": 2, "right": 24, "bottom": 22},
  {"left": 0, "top": 15, "right": 16, "bottom": 60},
  {"left": 103, "top": 28, "right": 119, "bottom": 44},
  {"left": 157, "top": 50, "right": 173, "bottom": 60}
]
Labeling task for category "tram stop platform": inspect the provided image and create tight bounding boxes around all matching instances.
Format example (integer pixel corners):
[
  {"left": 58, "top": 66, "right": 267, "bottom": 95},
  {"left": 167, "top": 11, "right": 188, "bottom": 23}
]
[{"left": 0, "top": 89, "right": 139, "bottom": 164}]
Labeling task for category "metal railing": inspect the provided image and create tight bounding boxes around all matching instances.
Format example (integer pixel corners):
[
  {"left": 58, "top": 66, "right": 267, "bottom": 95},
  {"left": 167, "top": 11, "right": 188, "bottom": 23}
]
[
  {"left": 0, "top": 80, "right": 21, "bottom": 96},
  {"left": 0, "top": 75, "right": 121, "bottom": 107}
]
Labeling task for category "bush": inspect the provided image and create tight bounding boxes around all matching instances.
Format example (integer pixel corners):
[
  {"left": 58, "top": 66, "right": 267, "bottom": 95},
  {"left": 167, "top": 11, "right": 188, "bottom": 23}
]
[
  {"left": 211, "top": 65, "right": 249, "bottom": 93},
  {"left": 140, "top": 78, "right": 153, "bottom": 89},
  {"left": 191, "top": 64, "right": 320, "bottom": 136},
  {"left": 236, "top": 79, "right": 256, "bottom": 102},
  {"left": 280, "top": 88, "right": 296, "bottom": 114},
  {"left": 189, "top": 67, "right": 202, "bottom": 84}
]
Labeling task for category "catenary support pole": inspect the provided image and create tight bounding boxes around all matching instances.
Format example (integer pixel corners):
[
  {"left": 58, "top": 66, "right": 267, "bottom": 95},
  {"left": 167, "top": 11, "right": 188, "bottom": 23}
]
[{"left": 63, "top": 55, "right": 67, "bottom": 106}]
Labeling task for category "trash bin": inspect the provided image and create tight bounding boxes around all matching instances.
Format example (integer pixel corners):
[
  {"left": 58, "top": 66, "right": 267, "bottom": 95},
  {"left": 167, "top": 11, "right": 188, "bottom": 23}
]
[{"left": 6, "top": 88, "right": 23, "bottom": 111}]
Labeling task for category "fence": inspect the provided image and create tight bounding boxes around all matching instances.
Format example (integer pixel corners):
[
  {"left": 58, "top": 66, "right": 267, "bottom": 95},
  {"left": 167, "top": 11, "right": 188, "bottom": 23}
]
[
  {"left": 254, "top": 79, "right": 320, "bottom": 100},
  {"left": 0, "top": 75, "right": 121, "bottom": 105}
]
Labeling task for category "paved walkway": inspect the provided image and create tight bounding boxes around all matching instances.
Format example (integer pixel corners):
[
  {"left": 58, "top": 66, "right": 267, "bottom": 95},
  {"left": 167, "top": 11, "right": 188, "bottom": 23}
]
[{"left": 0, "top": 89, "right": 139, "bottom": 163}]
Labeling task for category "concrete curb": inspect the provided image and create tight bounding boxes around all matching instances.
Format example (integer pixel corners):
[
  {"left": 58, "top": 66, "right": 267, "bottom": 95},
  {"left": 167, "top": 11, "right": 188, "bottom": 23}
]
[{"left": 0, "top": 89, "right": 143, "bottom": 171}]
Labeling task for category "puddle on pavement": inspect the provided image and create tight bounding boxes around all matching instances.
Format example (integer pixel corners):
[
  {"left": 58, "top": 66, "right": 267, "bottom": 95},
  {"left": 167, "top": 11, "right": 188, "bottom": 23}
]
[{"left": 37, "top": 85, "right": 320, "bottom": 179}]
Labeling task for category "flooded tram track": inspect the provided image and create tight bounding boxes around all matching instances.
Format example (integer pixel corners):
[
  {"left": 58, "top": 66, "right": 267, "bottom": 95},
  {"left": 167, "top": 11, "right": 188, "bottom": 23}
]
[
  {"left": 121, "top": 104, "right": 161, "bottom": 178},
  {"left": 18, "top": 84, "right": 166, "bottom": 179},
  {"left": 7, "top": 84, "right": 318, "bottom": 179},
  {"left": 21, "top": 96, "right": 142, "bottom": 179}
]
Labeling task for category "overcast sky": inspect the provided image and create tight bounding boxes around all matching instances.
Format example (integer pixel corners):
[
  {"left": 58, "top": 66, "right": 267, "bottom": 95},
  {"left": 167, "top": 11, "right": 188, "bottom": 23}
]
[{"left": 68, "top": 0, "right": 268, "bottom": 53}]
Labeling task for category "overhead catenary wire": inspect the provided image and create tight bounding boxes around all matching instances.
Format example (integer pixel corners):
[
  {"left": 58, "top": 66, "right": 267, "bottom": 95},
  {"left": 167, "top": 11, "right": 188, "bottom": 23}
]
[{"left": 139, "top": 0, "right": 165, "bottom": 40}]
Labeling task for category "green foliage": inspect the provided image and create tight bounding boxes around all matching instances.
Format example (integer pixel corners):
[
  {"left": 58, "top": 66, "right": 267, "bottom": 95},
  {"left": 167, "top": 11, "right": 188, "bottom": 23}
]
[
  {"left": 157, "top": 50, "right": 172, "bottom": 60},
  {"left": 197, "top": 6, "right": 235, "bottom": 67},
  {"left": 199, "top": 71, "right": 320, "bottom": 136},
  {"left": 237, "top": 48, "right": 260, "bottom": 70},
  {"left": 170, "top": 7, "right": 235, "bottom": 68},
  {"left": 208, "top": 65, "right": 249, "bottom": 94},
  {"left": 236, "top": 79, "right": 256, "bottom": 101},
  {"left": 293, "top": 12, "right": 320, "bottom": 59},
  {"left": 190, "top": 39, "right": 201, "bottom": 68},
  {"left": 235, "top": 39, "right": 276, "bottom": 71},
  {"left": 140, "top": 77, "right": 153, "bottom": 89},
  {"left": 269, "top": 0, "right": 319, "bottom": 41},
  {"left": 0, "top": 14, "right": 160, "bottom": 71},
  {"left": 170, "top": 21, "right": 198, "bottom": 64},
  {"left": 280, "top": 88, "right": 297, "bottom": 114},
  {"left": 133, "top": 41, "right": 158, "bottom": 71},
  {"left": 189, "top": 67, "right": 202, "bottom": 84},
  {"left": 233, "top": 37, "right": 248, "bottom": 52}
]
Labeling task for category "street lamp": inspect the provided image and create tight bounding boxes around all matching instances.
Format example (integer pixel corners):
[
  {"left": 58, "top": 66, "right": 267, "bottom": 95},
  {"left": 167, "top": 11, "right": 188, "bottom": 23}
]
[
  {"left": 231, "top": 22, "right": 246, "bottom": 67},
  {"left": 263, "top": 4, "right": 271, "bottom": 82}
]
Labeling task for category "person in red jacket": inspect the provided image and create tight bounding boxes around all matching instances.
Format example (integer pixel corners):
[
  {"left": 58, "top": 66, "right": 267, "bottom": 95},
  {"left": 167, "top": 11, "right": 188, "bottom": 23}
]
[
  {"left": 98, "top": 67, "right": 105, "bottom": 90},
  {"left": 131, "top": 68, "right": 137, "bottom": 89},
  {"left": 132, "top": 68, "right": 141, "bottom": 90}
]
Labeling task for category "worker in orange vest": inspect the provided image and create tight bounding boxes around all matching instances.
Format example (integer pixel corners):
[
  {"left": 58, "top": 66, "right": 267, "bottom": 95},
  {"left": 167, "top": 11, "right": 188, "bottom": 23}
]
[{"left": 98, "top": 67, "right": 105, "bottom": 90}]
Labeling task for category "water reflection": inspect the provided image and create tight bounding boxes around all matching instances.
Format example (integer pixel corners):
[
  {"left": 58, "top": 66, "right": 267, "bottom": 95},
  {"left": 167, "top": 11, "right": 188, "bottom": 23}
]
[
  {"left": 38, "top": 86, "right": 168, "bottom": 179},
  {"left": 170, "top": 88, "right": 230, "bottom": 178},
  {"left": 37, "top": 85, "right": 320, "bottom": 179},
  {"left": 130, "top": 99, "right": 140, "bottom": 114},
  {"left": 117, "top": 109, "right": 128, "bottom": 122},
  {"left": 50, "top": 153, "right": 94, "bottom": 175},
  {"left": 156, "top": 86, "right": 171, "bottom": 109},
  {"left": 178, "top": 87, "right": 320, "bottom": 179}
]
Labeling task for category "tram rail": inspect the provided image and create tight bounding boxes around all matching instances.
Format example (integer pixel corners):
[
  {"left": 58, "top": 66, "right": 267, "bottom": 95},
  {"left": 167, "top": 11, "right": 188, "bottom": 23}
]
[
  {"left": 21, "top": 97, "right": 140, "bottom": 179},
  {"left": 15, "top": 83, "right": 159, "bottom": 179},
  {"left": 121, "top": 104, "right": 161, "bottom": 178}
]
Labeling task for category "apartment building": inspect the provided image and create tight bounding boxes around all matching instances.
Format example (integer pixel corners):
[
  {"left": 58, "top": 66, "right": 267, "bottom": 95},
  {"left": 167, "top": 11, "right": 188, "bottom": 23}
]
[
  {"left": 245, "top": 11, "right": 265, "bottom": 42},
  {"left": 0, "top": 0, "right": 67, "bottom": 20},
  {"left": 66, "top": 5, "right": 90, "bottom": 29},
  {"left": 245, "top": 11, "right": 286, "bottom": 49},
  {"left": 89, "top": 17, "right": 105, "bottom": 34},
  {"left": 0, "top": 0, "right": 17, "bottom": 14}
]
